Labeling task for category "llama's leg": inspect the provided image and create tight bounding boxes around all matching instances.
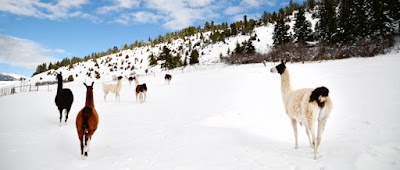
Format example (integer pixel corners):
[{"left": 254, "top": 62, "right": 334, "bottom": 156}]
[
  {"left": 59, "top": 109, "right": 63, "bottom": 125},
  {"left": 80, "top": 135, "right": 85, "bottom": 159},
  {"left": 86, "top": 138, "right": 91, "bottom": 152},
  {"left": 136, "top": 93, "right": 138, "bottom": 102},
  {"left": 305, "top": 126, "right": 312, "bottom": 148},
  {"left": 291, "top": 119, "right": 298, "bottom": 149},
  {"left": 65, "top": 108, "right": 70, "bottom": 123},
  {"left": 104, "top": 92, "right": 108, "bottom": 101},
  {"left": 84, "top": 135, "right": 89, "bottom": 157},
  {"left": 315, "top": 116, "right": 328, "bottom": 159},
  {"left": 143, "top": 92, "right": 146, "bottom": 102},
  {"left": 308, "top": 122, "right": 318, "bottom": 159}
]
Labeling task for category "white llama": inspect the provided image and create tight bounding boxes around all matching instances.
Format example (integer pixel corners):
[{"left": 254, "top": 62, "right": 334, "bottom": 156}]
[
  {"left": 270, "top": 61, "right": 333, "bottom": 159},
  {"left": 103, "top": 76, "right": 123, "bottom": 101}
]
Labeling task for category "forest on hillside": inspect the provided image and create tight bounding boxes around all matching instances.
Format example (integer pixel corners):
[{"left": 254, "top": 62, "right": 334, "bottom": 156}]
[{"left": 33, "top": 0, "right": 400, "bottom": 76}]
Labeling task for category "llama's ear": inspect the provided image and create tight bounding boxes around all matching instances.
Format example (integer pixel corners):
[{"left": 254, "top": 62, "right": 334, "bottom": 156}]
[
  {"left": 91, "top": 82, "right": 94, "bottom": 87},
  {"left": 84, "top": 83, "right": 88, "bottom": 87}
]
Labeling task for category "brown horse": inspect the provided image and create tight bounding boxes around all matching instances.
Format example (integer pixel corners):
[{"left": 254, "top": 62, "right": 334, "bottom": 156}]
[{"left": 76, "top": 82, "right": 99, "bottom": 159}]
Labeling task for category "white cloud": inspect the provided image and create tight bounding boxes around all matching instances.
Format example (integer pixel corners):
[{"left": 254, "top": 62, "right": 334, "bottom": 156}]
[
  {"left": 224, "top": 6, "right": 245, "bottom": 15},
  {"left": 0, "top": 35, "right": 62, "bottom": 69},
  {"left": 96, "top": 0, "right": 141, "bottom": 14},
  {"left": 0, "top": 0, "right": 96, "bottom": 21},
  {"left": 113, "top": 11, "right": 163, "bottom": 25},
  {"left": 142, "top": 0, "right": 220, "bottom": 30},
  {"left": 240, "top": 0, "right": 275, "bottom": 8}
]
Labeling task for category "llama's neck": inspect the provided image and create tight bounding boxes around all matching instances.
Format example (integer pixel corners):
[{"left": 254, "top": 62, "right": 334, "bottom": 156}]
[
  {"left": 85, "top": 91, "right": 95, "bottom": 107},
  {"left": 280, "top": 69, "right": 292, "bottom": 98},
  {"left": 117, "top": 79, "right": 122, "bottom": 87},
  {"left": 57, "top": 80, "right": 63, "bottom": 92}
]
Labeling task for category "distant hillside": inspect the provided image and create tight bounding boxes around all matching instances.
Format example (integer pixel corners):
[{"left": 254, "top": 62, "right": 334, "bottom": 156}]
[
  {"left": 0, "top": 73, "right": 26, "bottom": 81},
  {"left": 0, "top": 74, "right": 16, "bottom": 81}
]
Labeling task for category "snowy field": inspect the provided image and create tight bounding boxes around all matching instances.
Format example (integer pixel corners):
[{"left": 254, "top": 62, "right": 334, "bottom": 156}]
[{"left": 1, "top": 53, "right": 400, "bottom": 170}]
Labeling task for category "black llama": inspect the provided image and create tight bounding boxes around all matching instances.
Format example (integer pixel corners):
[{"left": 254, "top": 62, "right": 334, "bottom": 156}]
[{"left": 55, "top": 72, "right": 74, "bottom": 125}]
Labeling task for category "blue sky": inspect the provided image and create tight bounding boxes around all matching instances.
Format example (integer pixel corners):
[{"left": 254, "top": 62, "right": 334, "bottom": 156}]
[{"left": 0, "top": 0, "right": 298, "bottom": 77}]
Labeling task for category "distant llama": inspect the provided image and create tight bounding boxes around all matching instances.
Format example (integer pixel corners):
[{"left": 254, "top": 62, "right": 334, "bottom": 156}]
[
  {"left": 76, "top": 82, "right": 99, "bottom": 159},
  {"left": 270, "top": 61, "right": 333, "bottom": 159},
  {"left": 136, "top": 83, "right": 147, "bottom": 103},
  {"left": 55, "top": 72, "right": 74, "bottom": 125},
  {"left": 165, "top": 74, "right": 172, "bottom": 85},
  {"left": 103, "top": 76, "right": 123, "bottom": 101},
  {"left": 126, "top": 75, "right": 139, "bottom": 86}
]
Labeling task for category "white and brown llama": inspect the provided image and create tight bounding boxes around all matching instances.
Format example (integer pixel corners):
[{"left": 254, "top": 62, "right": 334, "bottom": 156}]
[
  {"left": 136, "top": 83, "right": 147, "bottom": 103},
  {"left": 126, "top": 75, "right": 139, "bottom": 86},
  {"left": 103, "top": 76, "right": 123, "bottom": 101},
  {"left": 270, "top": 61, "right": 333, "bottom": 160},
  {"left": 76, "top": 82, "right": 99, "bottom": 159},
  {"left": 165, "top": 74, "right": 172, "bottom": 85}
]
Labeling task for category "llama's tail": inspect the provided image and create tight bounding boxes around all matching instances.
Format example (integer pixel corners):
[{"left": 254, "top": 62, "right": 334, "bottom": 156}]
[
  {"left": 309, "top": 86, "right": 329, "bottom": 108},
  {"left": 82, "top": 107, "right": 91, "bottom": 135}
]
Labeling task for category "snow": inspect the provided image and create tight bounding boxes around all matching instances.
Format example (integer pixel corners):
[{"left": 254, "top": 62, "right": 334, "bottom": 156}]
[{"left": 1, "top": 53, "right": 400, "bottom": 170}]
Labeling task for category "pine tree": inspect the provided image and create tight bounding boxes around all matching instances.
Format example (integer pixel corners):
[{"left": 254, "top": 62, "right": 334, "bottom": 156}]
[
  {"left": 317, "top": 0, "right": 337, "bottom": 44},
  {"left": 369, "top": 0, "right": 394, "bottom": 41},
  {"left": 293, "top": 7, "right": 312, "bottom": 44},
  {"left": 244, "top": 40, "right": 256, "bottom": 54},
  {"left": 148, "top": 53, "right": 157, "bottom": 67},
  {"left": 337, "top": 0, "right": 355, "bottom": 44},
  {"left": 230, "top": 23, "right": 237, "bottom": 35},
  {"left": 273, "top": 15, "right": 291, "bottom": 46},
  {"left": 234, "top": 41, "right": 244, "bottom": 54},
  {"left": 189, "top": 49, "right": 199, "bottom": 65},
  {"left": 243, "top": 15, "right": 248, "bottom": 35},
  {"left": 353, "top": 0, "right": 368, "bottom": 39}
]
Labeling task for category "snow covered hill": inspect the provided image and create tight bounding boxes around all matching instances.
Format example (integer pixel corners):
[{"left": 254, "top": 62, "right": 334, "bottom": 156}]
[
  {"left": 1, "top": 53, "right": 399, "bottom": 170},
  {"left": 28, "top": 10, "right": 320, "bottom": 84}
]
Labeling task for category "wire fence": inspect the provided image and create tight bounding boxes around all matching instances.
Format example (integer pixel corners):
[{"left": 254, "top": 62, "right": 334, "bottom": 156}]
[{"left": 0, "top": 81, "right": 56, "bottom": 97}]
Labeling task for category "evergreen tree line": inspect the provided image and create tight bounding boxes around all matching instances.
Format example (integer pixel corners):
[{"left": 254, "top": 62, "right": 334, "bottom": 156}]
[
  {"left": 32, "top": 0, "right": 399, "bottom": 75},
  {"left": 32, "top": 13, "right": 259, "bottom": 76},
  {"left": 148, "top": 46, "right": 199, "bottom": 70},
  {"left": 270, "top": 0, "right": 400, "bottom": 61}
]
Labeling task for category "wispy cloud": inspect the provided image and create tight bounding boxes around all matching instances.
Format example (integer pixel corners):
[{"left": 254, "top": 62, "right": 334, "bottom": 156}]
[
  {"left": 0, "top": 0, "right": 98, "bottom": 21},
  {"left": 113, "top": 11, "right": 163, "bottom": 25},
  {"left": 141, "top": 0, "right": 220, "bottom": 30},
  {"left": 1, "top": 0, "right": 278, "bottom": 30},
  {"left": 224, "top": 6, "right": 245, "bottom": 15},
  {"left": 240, "top": 0, "right": 275, "bottom": 8},
  {"left": 96, "top": 0, "right": 141, "bottom": 15},
  {"left": 0, "top": 35, "right": 62, "bottom": 69}
]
